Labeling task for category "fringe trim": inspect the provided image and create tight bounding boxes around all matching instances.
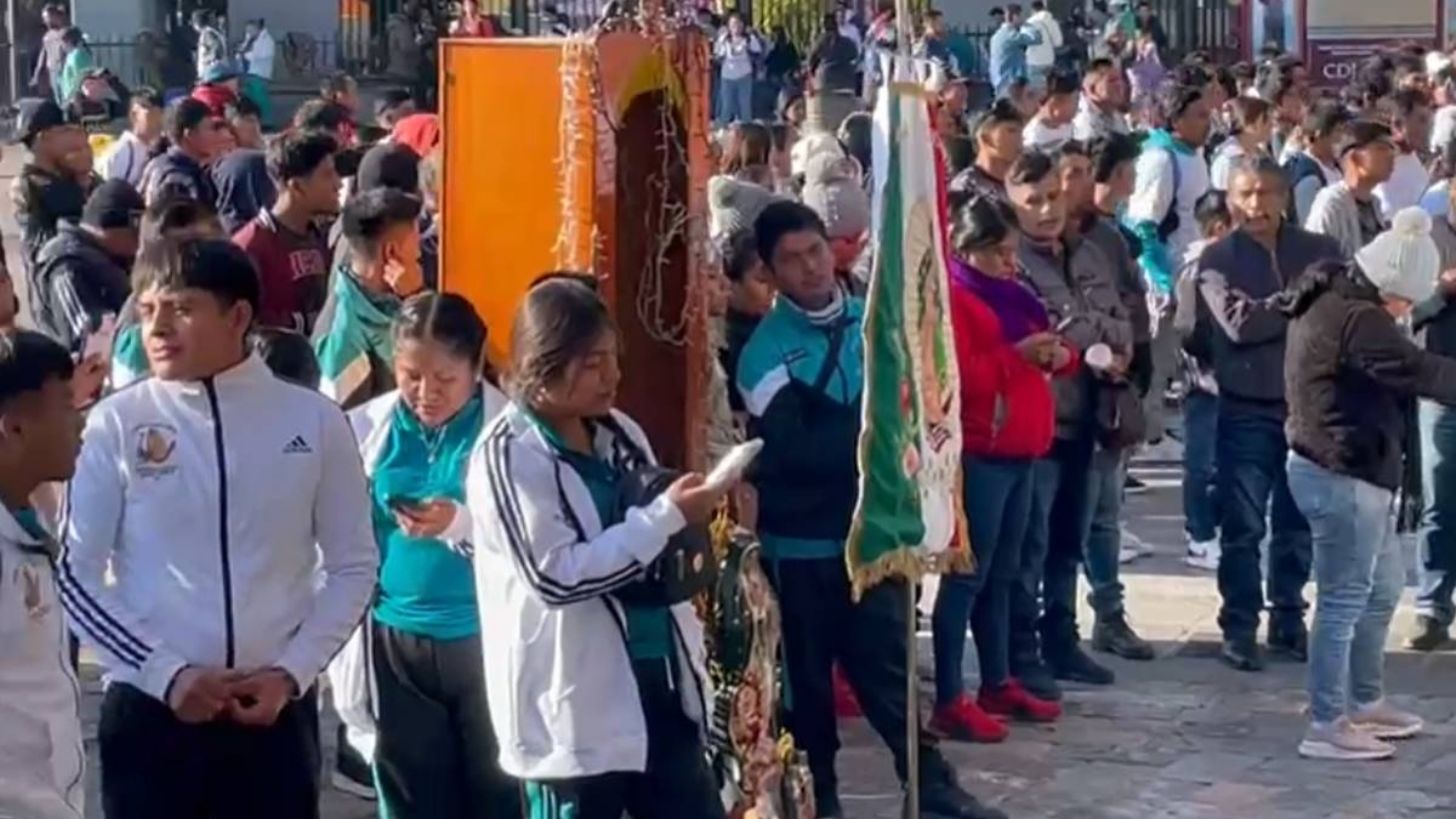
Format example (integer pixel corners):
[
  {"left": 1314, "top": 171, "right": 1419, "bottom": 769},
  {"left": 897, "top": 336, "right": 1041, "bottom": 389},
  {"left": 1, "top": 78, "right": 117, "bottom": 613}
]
[{"left": 848, "top": 542, "right": 974, "bottom": 602}]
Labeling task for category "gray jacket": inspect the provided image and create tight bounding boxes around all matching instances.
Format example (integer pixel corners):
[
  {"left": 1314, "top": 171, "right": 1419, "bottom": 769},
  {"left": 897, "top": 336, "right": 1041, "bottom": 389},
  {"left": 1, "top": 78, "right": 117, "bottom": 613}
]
[
  {"left": 1018, "top": 232, "right": 1133, "bottom": 439},
  {"left": 1192, "top": 225, "right": 1341, "bottom": 415}
]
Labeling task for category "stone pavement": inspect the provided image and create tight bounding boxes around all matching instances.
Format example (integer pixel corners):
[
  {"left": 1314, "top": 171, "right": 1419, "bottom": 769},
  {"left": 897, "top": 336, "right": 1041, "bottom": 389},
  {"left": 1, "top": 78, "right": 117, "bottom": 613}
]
[
  {"left": 64, "top": 465, "right": 1456, "bottom": 819},
  {"left": 4, "top": 153, "right": 1452, "bottom": 819}
]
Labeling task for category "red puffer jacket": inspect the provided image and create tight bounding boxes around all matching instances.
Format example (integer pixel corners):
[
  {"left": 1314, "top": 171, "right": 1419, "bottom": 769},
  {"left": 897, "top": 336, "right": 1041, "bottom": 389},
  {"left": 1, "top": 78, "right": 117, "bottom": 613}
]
[{"left": 950, "top": 282, "right": 1076, "bottom": 459}]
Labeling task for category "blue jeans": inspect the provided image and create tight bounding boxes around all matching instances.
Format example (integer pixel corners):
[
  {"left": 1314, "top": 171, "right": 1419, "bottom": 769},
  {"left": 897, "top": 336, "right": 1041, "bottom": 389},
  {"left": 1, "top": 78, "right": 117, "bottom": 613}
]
[
  {"left": 932, "top": 455, "right": 1034, "bottom": 703},
  {"left": 1032, "top": 436, "right": 1095, "bottom": 647},
  {"left": 1215, "top": 407, "right": 1312, "bottom": 638},
  {"left": 1287, "top": 454, "right": 1404, "bottom": 724},
  {"left": 1080, "top": 445, "right": 1127, "bottom": 619},
  {"left": 1417, "top": 399, "right": 1456, "bottom": 626},
  {"left": 1182, "top": 389, "right": 1220, "bottom": 543},
  {"left": 717, "top": 75, "right": 754, "bottom": 124}
]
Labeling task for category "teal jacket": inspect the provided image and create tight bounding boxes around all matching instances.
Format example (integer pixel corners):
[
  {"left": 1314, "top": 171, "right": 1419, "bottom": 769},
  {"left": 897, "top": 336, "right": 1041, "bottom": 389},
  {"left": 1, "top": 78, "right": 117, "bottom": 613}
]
[{"left": 735, "top": 291, "right": 864, "bottom": 559}]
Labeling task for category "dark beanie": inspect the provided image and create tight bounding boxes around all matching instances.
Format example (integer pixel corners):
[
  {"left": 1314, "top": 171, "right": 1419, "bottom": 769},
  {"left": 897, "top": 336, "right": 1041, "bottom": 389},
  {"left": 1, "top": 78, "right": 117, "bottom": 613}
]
[{"left": 355, "top": 142, "right": 420, "bottom": 194}]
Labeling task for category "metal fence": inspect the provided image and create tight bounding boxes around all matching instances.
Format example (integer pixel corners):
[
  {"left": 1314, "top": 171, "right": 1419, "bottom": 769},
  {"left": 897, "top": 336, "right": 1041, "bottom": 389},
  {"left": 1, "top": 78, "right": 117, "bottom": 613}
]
[{"left": 2, "top": 34, "right": 361, "bottom": 104}]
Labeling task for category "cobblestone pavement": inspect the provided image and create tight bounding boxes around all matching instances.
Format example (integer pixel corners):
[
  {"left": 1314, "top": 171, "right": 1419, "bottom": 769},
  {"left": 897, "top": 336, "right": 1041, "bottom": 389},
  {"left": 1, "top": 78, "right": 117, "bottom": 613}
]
[
  {"left": 65, "top": 468, "right": 1456, "bottom": 819},
  {"left": 6, "top": 150, "right": 1448, "bottom": 819}
]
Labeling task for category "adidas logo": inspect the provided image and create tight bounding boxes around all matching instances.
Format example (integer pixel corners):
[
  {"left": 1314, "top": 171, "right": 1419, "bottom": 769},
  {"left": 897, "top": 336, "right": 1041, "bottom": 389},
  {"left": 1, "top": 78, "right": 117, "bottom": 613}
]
[{"left": 283, "top": 435, "right": 312, "bottom": 454}]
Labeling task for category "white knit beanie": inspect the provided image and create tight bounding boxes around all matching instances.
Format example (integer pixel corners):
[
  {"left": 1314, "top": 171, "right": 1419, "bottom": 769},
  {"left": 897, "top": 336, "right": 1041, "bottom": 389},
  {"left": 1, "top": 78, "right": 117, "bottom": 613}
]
[{"left": 1355, "top": 207, "right": 1441, "bottom": 304}]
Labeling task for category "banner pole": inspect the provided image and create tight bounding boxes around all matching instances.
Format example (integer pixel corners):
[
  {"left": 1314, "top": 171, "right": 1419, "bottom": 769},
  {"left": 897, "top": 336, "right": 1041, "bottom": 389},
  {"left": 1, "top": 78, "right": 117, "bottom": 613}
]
[
  {"left": 890, "top": 0, "right": 917, "bottom": 811},
  {"left": 905, "top": 575, "right": 919, "bottom": 819}
]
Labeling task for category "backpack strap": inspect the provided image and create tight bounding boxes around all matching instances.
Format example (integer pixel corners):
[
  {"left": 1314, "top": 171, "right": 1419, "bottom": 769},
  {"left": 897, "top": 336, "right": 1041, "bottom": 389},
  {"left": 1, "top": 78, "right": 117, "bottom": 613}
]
[
  {"left": 811, "top": 317, "right": 852, "bottom": 396},
  {"left": 1155, "top": 146, "right": 1182, "bottom": 242}
]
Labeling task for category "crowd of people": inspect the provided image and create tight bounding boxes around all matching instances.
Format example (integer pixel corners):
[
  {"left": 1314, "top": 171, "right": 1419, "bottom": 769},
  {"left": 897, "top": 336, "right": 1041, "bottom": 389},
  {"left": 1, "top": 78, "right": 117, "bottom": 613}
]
[{"left": 8, "top": 4, "right": 1456, "bottom": 819}]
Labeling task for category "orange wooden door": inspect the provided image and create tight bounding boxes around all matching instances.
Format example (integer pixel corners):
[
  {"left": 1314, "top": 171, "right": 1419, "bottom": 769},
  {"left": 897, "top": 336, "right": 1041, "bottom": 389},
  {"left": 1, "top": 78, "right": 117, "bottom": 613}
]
[{"left": 439, "top": 39, "right": 595, "bottom": 365}]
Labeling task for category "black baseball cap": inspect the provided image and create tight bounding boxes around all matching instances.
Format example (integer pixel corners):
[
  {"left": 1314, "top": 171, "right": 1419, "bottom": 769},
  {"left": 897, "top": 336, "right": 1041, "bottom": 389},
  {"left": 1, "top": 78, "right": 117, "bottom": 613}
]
[
  {"left": 14, "top": 98, "right": 78, "bottom": 147},
  {"left": 82, "top": 179, "right": 146, "bottom": 230}
]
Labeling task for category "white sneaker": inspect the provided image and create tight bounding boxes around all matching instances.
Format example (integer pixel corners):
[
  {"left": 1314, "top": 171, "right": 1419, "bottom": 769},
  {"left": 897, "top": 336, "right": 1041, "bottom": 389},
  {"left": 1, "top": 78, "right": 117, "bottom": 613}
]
[
  {"left": 1350, "top": 699, "right": 1425, "bottom": 740},
  {"left": 1122, "top": 527, "right": 1155, "bottom": 557},
  {"left": 1185, "top": 539, "right": 1220, "bottom": 571},
  {"left": 1298, "top": 717, "right": 1397, "bottom": 760},
  {"left": 1118, "top": 544, "right": 1140, "bottom": 564}
]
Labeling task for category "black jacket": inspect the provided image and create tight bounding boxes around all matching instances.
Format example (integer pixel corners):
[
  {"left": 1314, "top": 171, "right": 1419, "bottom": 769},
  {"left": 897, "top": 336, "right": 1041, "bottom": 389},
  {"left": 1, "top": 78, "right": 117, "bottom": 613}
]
[
  {"left": 142, "top": 148, "right": 217, "bottom": 209},
  {"left": 211, "top": 149, "right": 276, "bottom": 235},
  {"left": 1284, "top": 261, "right": 1456, "bottom": 491},
  {"left": 10, "top": 164, "right": 95, "bottom": 308},
  {"left": 1190, "top": 225, "right": 1340, "bottom": 416},
  {"left": 32, "top": 223, "right": 130, "bottom": 353}
]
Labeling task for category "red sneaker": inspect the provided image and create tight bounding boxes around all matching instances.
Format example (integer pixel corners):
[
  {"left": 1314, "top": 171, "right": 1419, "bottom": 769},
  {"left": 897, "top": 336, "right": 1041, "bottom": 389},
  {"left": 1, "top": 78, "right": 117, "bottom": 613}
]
[
  {"left": 979, "top": 678, "right": 1062, "bottom": 723},
  {"left": 832, "top": 664, "right": 861, "bottom": 719},
  {"left": 928, "top": 694, "right": 1009, "bottom": 743}
]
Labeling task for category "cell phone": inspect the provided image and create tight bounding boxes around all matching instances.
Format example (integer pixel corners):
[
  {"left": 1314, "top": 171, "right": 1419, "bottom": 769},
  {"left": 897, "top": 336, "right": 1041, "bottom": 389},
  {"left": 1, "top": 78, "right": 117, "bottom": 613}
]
[
  {"left": 704, "top": 439, "right": 764, "bottom": 493},
  {"left": 83, "top": 313, "right": 117, "bottom": 362},
  {"left": 387, "top": 495, "right": 424, "bottom": 511}
]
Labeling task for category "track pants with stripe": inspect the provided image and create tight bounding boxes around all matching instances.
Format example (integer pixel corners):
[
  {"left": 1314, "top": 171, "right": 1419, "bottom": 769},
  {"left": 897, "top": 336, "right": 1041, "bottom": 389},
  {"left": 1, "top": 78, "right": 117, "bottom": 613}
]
[
  {"left": 99, "top": 682, "right": 320, "bottom": 819},
  {"left": 524, "top": 661, "right": 725, "bottom": 819},
  {"left": 372, "top": 621, "right": 521, "bottom": 818}
]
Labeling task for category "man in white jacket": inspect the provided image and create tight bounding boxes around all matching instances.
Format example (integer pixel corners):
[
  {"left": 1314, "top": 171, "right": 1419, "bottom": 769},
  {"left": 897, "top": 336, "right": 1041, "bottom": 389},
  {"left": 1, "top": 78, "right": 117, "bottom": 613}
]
[
  {"left": 60, "top": 238, "right": 378, "bottom": 817},
  {"left": 1025, "top": 0, "right": 1063, "bottom": 89},
  {"left": 0, "top": 329, "right": 85, "bottom": 819}
]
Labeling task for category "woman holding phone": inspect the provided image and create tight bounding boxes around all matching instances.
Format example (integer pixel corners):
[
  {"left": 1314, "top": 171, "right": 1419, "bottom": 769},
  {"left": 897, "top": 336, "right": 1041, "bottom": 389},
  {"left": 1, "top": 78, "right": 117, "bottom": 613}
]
[
  {"left": 930, "top": 194, "right": 1074, "bottom": 744},
  {"left": 349, "top": 291, "right": 517, "bottom": 817},
  {"left": 466, "top": 277, "right": 732, "bottom": 818}
]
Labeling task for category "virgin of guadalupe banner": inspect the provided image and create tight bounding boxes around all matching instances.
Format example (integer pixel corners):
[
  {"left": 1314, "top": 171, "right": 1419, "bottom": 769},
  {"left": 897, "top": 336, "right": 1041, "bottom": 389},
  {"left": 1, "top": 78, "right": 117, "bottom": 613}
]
[{"left": 846, "top": 53, "right": 970, "bottom": 599}]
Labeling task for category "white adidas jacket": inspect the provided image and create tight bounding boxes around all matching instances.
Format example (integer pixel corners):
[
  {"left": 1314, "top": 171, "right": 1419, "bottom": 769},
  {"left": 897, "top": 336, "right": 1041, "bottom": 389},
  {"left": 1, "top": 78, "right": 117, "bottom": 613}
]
[
  {"left": 465, "top": 403, "right": 710, "bottom": 780},
  {"left": 59, "top": 355, "right": 378, "bottom": 702},
  {"left": 0, "top": 505, "right": 83, "bottom": 819}
]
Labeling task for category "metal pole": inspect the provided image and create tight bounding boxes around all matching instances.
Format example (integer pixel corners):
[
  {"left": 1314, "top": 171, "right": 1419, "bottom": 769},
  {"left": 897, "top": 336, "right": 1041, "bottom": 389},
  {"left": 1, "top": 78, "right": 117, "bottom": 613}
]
[
  {"left": 905, "top": 577, "right": 919, "bottom": 819},
  {"left": 7, "top": 0, "right": 18, "bottom": 105},
  {"left": 890, "top": 0, "right": 917, "bottom": 810}
]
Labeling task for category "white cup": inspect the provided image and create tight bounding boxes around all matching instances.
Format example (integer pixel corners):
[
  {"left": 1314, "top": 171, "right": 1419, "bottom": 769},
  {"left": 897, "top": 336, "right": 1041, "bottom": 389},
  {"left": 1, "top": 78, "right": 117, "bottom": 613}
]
[{"left": 1085, "top": 343, "right": 1114, "bottom": 371}]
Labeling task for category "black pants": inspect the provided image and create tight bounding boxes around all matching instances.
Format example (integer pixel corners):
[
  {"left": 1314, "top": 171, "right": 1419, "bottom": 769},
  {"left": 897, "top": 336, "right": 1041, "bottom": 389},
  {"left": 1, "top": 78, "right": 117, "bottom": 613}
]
[
  {"left": 99, "top": 682, "right": 321, "bottom": 819},
  {"left": 372, "top": 622, "right": 521, "bottom": 819},
  {"left": 524, "top": 661, "right": 725, "bottom": 819},
  {"left": 1037, "top": 436, "right": 1097, "bottom": 647},
  {"left": 766, "top": 557, "right": 950, "bottom": 798}
]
